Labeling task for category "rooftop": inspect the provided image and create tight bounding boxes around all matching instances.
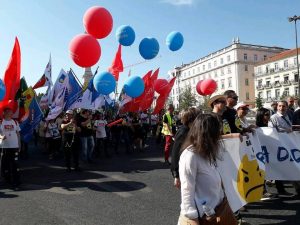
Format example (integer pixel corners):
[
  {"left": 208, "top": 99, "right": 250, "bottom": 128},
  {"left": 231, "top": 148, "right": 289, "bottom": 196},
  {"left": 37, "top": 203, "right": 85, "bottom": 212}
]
[{"left": 256, "top": 48, "right": 300, "bottom": 66}]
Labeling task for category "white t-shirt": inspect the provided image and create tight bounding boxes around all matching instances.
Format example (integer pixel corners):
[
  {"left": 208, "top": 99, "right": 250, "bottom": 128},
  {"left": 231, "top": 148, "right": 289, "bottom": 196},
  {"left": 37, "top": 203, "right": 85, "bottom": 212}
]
[
  {"left": 0, "top": 119, "right": 21, "bottom": 148},
  {"left": 140, "top": 113, "right": 150, "bottom": 124},
  {"left": 179, "top": 146, "right": 224, "bottom": 219},
  {"left": 151, "top": 115, "right": 158, "bottom": 125},
  {"left": 94, "top": 120, "right": 107, "bottom": 138}
]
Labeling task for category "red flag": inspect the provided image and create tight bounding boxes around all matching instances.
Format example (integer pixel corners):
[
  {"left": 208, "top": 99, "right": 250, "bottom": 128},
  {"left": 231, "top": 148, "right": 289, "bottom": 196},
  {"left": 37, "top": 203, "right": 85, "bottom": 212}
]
[
  {"left": 33, "top": 55, "right": 52, "bottom": 89},
  {"left": 152, "top": 77, "right": 176, "bottom": 115},
  {"left": 151, "top": 68, "right": 159, "bottom": 83},
  {"left": 108, "top": 44, "right": 123, "bottom": 81},
  {"left": 0, "top": 37, "right": 21, "bottom": 112},
  {"left": 139, "top": 70, "right": 156, "bottom": 111},
  {"left": 152, "top": 94, "right": 168, "bottom": 115}
]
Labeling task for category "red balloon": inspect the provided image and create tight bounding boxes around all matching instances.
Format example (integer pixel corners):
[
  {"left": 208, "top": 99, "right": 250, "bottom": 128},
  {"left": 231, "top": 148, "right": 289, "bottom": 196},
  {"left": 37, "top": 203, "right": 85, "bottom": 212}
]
[
  {"left": 83, "top": 6, "right": 113, "bottom": 39},
  {"left": 200, "top": 79, "right": 217, "bottom": 95},
  {"left": 196, "top": 80, "right": 205, "bottom": 95},
  {"left": 154, "top": 79, "right": 169, "bottom": 94},
  {"left": 69, "top": 34, "right": 101, "bottom": 68}
]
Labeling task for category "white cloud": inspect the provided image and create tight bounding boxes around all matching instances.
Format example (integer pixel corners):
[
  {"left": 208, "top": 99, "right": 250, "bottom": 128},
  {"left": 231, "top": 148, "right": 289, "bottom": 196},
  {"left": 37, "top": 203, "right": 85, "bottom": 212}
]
[{"left": 161, "top": 0, "right": 195, "bottom": 6}]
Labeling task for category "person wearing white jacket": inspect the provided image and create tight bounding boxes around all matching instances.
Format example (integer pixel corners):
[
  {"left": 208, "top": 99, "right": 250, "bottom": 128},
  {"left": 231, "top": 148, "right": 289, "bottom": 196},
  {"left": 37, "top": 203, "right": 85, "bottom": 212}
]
[{"left": 178, "top": 114, "right": 237, "bottom": 225}]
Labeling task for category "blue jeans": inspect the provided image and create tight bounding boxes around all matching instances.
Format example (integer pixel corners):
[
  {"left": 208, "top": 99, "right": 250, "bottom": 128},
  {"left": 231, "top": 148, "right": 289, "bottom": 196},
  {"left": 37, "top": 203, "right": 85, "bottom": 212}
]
[{"left": 80, "top": 136, "right": 95, "bottom": 161}]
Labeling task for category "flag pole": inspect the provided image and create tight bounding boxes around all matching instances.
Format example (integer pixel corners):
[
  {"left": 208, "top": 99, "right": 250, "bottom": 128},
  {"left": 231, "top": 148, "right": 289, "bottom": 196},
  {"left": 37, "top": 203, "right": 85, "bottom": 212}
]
[{"left": 70, "top": 68, "right": 84, "bottom": 88}]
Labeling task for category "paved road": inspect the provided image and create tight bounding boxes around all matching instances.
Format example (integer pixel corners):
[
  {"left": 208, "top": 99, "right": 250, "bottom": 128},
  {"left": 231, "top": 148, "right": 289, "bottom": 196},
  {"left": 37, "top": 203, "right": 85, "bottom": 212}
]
[{"left": 0, "top": 140, "right": 299, "bottom": 225}]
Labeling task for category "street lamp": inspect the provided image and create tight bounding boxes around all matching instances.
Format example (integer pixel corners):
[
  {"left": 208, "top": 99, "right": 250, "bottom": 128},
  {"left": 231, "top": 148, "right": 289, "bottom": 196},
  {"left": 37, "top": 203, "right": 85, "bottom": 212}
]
[{"left": 288, "top": 15, "right": 300, "bottom": 98}]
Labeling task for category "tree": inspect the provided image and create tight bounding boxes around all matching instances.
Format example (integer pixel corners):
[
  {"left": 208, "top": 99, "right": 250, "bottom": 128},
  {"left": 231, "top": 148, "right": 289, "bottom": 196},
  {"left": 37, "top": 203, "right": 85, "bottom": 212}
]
[
  {"left": 198, "top": 95, "right": 212, "bottom": 113},
  {"left": 178, "top": 86, "right": 197, "bottom": 111},
  {"left": 255, "top": 96, "right": 263, "bottom": 109}
]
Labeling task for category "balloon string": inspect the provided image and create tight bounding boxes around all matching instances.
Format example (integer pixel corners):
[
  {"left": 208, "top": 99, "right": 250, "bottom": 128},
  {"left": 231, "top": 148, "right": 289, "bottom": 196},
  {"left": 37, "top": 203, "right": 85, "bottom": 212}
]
[{"left": 124, "top": 55, "right": 162, "bottom": 69}]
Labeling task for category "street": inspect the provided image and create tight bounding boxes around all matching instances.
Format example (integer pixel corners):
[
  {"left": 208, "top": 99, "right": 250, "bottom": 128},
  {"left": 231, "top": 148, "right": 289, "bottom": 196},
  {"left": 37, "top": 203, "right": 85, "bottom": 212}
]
[{"left": 0, "top": 141, "right": 299, "bottom": 225}]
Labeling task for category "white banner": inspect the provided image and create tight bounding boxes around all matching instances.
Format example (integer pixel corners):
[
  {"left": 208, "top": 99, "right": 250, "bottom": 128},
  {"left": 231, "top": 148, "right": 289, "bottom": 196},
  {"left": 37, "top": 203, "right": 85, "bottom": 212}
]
[
  {"left": 217, "top": 128, "right": 300, "bottom": 212},
  {"left": 256, "top": 128, "right": 300, "bottom": 180},
  {"left": 217, "top": 134, "right": 265, "bottom": 213}
]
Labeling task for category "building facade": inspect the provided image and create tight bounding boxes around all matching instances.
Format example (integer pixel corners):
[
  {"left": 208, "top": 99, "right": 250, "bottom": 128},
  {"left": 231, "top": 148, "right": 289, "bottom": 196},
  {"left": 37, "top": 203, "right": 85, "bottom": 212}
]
[
  {"left": 169, "top": 39, "right": 287, "bottom": 109},
  {"left": 254, "top": 48, "right": 300, "bottom": 104}
]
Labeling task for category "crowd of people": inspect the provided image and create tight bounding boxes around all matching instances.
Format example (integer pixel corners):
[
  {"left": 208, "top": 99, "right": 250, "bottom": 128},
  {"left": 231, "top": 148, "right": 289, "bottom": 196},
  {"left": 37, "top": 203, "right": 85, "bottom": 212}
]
[
  {"left": 0, "top": 90, "right": 299, "bottom": 225},
  {"left": 169, "top": 92, "right": 300, "bottom": 225}
]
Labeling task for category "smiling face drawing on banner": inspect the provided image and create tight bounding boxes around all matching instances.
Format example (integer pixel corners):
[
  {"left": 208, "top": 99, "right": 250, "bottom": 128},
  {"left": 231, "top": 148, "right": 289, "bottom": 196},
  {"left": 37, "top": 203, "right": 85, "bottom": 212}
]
[{"left": 237, "top": 154, "right": 265, "bottom": 202}]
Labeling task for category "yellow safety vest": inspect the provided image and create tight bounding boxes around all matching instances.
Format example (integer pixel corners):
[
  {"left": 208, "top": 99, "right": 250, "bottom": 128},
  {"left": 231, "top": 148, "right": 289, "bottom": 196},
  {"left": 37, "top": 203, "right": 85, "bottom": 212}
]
[{"left": 162, "top": 113, "right": 174, "bottom": 136}]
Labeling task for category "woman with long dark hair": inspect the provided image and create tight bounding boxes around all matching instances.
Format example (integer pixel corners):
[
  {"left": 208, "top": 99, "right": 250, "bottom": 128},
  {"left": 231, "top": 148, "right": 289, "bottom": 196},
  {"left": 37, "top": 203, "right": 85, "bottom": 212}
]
[
  {"left": 171, "top": 107, "right": 201, "bottom": 189},
  {"left": 178, "top": 114, "right": 237, "bottom": 225}
]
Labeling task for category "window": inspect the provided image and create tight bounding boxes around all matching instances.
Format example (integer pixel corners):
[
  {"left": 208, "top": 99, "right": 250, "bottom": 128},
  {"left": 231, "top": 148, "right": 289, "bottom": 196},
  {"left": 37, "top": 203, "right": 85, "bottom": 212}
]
[
  {"left": 257, "top": 66, "right": 262, "bottom": 74},
  {"left": 295, "top": 74, "right": 299, "bottom": 82},
  {"left": 208, "top": 62, "right": 211, "bottom": 69},
  {"left": 183, "top": 72, "right": 186, "bottom": 78},
  {"left": 220, "top": 58, "right": 224, "bottom": 64},
  {"left": 214, "top": 60, "right": 217, "bottom": 67},
  {"left": 177, "top": 96, "right": 179, "bottom": 100},
  {"left": 176, "top": 88, "right": 178, "bottom": 94},
  {"left": 244, "top": 53, "right": 248, "bottom": 61},
  {"left": 246, "top": 92, "right": 250, "bottom": 100},
  {"left": 264, "top": 55, "right": 267, "bottom": 61},
  {"left": 214, "top": 71, "right": 218, "bottom": 78},
  {"left": 284, "top": 88, "right": 289, "bottom": 96},
  {"left": 203, "top": 65, "right": 205, "bottom": 71},
  {"left": 254, "top": 54, "right": 258, "bottom": 61},
  {"left": 227, "top": 55, "right": 231, "bottom": 62},
  {"left": 227, "top": 66, "right": 231, "bottom": 74},
  {"left": 267, "top": 90, "right": 271, "bottom": 100},
  {"left": 295, "top": 87, "right": 299, "bottom": 96},
  {"left": 258, "top": 80, "right": 262, "bottom": 88},
  {"left": 221, "top": 79, "right": 225, "bottom": 89},
  {"left": 294, "top": 57, "right": 298, "bottom": 66},
  {"left": 228, "top": 77, "right": 232, "bottom": 87},
  {"left": 275, "top": 89, "right": 280, "bottom": 99},
  {"left": 193, "top": 69, "right": 195, "bottom": 74},
  {"left": 221, "top": 68, "right": 224, "bottom": 75},
  {"left": 172, "top": 89, "right": 174, "bottom": 95},
  {"left": 284, "top": 60, "right": 288, "bottom": 68},
  {"left": 258, "top": 92, "right": 262, "bottom": 98},
  {"left": 188, "top": 71, "right": 190, "bottom": 76},
  {"left": 284, "top": 76, "right": 289, "bottom": 84},
  {"left": 193, "top": 78, "right": 195, "bottom": 84},
  {"left": 266, "top": 80, "right": 271, "bottom": 87},
  {"left": 245, "top": 65, "right": 248, "bottom": 71},
  {"left": 245, "top": 78, "right": 249, "bottom": 86}
]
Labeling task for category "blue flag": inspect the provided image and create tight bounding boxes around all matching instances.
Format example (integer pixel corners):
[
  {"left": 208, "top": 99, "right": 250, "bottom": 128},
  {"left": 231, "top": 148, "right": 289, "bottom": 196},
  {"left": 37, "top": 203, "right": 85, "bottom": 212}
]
[
  {"left": 20, "top": 98, "right": 43, "bottom": 143},
  {"left": 87, "top": 77, "right": 100, "bottom": 103},
  {"left": 64, "top": 70, "right": 82, "bottom": 110}
]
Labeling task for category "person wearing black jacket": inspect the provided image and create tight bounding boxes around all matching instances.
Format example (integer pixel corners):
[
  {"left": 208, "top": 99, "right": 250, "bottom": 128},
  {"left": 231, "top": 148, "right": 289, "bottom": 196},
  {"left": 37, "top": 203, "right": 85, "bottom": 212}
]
[{"left": 170, "top": 107, "right": 200, "bottom": 189}]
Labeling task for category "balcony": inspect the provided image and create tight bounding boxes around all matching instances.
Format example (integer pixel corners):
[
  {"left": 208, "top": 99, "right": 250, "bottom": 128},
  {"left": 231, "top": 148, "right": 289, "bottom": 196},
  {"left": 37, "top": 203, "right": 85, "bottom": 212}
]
[
  {"left": 273, "top": 82, "right": 281, "bottom": 87},
  {"left": 281, "top": 80, "right": 291, "bottom": 86},
  {"left": 265, "top": 84, "right": 273, "bottom": 89},
  {"left": 256, "top": 85, "right": 264, "bottom": 90}
]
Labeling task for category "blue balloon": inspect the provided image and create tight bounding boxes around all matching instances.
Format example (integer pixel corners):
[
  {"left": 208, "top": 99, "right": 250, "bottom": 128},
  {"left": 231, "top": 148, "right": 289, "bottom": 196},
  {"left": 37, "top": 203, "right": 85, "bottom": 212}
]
[
  {"left": 166, "top": 31, "right": 184, "bottom": 51},
  {"left": 124, "top": 76, "right": 145, "bottom": 98},
  {"left": 93, "top": 71, "right": 116, "bottom": 95},
  {"left": 0, "top": 79, "right": 5, "bottom": 101},
  {"left": 139, "top": 37, "right": 159, "bottom": 60},
  {"left": 116, "top": 25, "right": 135, "bottom": 46}
]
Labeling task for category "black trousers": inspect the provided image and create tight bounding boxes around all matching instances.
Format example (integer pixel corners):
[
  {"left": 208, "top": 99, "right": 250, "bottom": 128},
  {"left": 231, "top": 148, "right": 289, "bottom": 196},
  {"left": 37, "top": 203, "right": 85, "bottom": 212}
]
[
  {"left": 63, "top": 138, "right": 79, "bottom": 169},
  {"left": 1, "top": 148, "right": 20, "bottom": 186},
  {"left": 96, "top": 138, "right": 109, "bottom": 157}
]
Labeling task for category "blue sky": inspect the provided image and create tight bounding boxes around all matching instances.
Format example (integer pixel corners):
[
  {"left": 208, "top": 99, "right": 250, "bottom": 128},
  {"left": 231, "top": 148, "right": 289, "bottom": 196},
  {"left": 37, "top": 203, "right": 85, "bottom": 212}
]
[{"left": 0, "top": 0, "right": 299, "bottom": 93}]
